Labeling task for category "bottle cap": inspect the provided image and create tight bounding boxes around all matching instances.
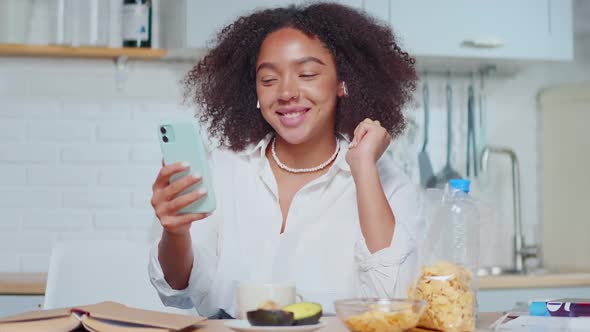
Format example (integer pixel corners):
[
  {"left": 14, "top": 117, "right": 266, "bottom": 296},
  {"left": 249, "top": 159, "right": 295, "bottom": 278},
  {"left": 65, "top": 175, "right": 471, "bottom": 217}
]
[
  {"left": 529, "top": 301, "right": 550, "bottom": 316},
  {"left": 449, "top": 179, "right": 471, "bottom": 193}
]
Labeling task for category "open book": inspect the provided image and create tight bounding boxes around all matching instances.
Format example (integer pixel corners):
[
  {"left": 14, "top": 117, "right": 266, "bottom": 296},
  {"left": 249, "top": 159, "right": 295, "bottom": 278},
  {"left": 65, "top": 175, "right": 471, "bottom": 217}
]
[{"left": 0, "top": 301, "right": 206, "bottom": 332}]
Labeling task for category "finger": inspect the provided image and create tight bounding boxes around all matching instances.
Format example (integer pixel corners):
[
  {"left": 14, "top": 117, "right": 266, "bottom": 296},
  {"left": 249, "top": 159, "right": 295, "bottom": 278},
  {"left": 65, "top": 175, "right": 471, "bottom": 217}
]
[
  {"left": 353, "top": 123, "right": 361, "bottom": 138},
  {"left": 374, "top": 120, "right": 381, "bottom": 126},
  {"left": 161, "top": 213, "right": 209, "bottom": 230},
  {"left": 350, "top": 126, "right": 360, "bottom": 148},
  {"left": 353, "top": 119, "right": 370, "bottom": 138},
  {"left": 167, "top": 188, "right": 208, "bottom": 214},
  {"left": 162, "top": 173, "right": 202, "bottom": 200},
  {"left": 357, "top": 124, "right": 370, "bottom": 140},
  {"left": 351, "top": 123, "right": 370, "bottom": 147},
  {"left": 351, "top": 123, "right": 367, "bottom": 147},
  {"left": 152, "top": 161, "right": 190, "bottom": 192},
  {"left": 155, "top": 188, "right": 205, "bottom": 219}
]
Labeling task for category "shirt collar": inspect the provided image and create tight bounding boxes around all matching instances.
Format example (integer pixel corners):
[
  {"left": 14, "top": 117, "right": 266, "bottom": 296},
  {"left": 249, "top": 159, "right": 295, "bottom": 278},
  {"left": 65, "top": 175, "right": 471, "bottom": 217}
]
[
  {"left": 238, "top": 133, "right": 274, "bottom": 159},
  {"left": 332, "top": 133, "right": 351, "bottom": 173}
]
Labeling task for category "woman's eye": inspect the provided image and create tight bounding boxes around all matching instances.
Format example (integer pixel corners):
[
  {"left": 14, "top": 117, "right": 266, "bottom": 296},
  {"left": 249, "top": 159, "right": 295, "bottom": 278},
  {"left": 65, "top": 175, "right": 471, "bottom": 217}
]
[
  {"left": 260, "top": 78, "right": 277, "bottom": 84},
  {"left": 300, "top": 73, "right": 317, "bottom": 79}
]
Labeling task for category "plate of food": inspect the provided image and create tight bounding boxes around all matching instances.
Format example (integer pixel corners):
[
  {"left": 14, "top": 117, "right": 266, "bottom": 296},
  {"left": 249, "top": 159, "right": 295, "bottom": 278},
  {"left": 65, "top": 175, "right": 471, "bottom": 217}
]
[{"left": 224, "top": 302, "right": 326, "bottom": 332}]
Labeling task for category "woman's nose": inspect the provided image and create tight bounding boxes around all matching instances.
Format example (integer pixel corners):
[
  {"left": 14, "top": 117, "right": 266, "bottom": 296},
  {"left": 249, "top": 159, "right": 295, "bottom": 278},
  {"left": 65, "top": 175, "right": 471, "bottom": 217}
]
[{"left": 278, "top": 78, "right": 300, "bottom": 102}]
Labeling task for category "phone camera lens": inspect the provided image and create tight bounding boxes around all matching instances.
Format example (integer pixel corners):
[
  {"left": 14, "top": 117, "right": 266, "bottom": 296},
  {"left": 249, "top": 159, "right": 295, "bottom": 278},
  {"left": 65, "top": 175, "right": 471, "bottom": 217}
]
[
  {"left": 160, "top": 126, "right": 167, "bottom": 134},
  {"left": 162, "top": 136, "right": 169, "bottom": 143}
]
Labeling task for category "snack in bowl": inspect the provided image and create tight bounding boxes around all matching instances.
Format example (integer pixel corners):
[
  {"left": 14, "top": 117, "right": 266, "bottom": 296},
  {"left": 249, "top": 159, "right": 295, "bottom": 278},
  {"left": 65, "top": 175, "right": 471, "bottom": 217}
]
[
  {"left": 247, "top": 302, "right": 322, "bottom": 326},
  {"left": 409, "top": 261, "right": 475, "bottom": 332},
  {"left": 334, "top": 298, "right": 427, "bottom": 332}
]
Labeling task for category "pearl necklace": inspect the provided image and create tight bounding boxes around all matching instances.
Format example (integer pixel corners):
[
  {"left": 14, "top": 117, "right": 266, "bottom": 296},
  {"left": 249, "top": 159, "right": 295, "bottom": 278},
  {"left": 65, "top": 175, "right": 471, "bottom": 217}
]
[{"left": 271, "top": 137, "right": 340, "bottom": 173}]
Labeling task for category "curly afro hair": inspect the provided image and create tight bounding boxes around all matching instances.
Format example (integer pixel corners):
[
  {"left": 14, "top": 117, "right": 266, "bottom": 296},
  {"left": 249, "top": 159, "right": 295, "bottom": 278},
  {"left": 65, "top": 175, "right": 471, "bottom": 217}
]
[{"left": 184, "top": 2, "right": 417, "bottom": 152}]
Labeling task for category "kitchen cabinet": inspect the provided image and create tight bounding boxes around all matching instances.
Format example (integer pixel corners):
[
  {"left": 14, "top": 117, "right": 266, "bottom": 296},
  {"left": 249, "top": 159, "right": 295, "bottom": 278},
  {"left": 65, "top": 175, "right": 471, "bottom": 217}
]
[
  {"left": 365, "top": 0, "right": 573, "bottom": 61},
  {"left": 163, "top": 0, "right": 572, "bottom": 62},
  {"left": 479, "top": 287, "right": 590, "bottom": 312},
  {"left": 478, "top": 272, "right": 590, "bottom": 312},
  {"left": 0, "top": 295, "right": 44, "bottom": 317},
  {"left": 161, "top": 0, "right": 363, "bottom": 51}
]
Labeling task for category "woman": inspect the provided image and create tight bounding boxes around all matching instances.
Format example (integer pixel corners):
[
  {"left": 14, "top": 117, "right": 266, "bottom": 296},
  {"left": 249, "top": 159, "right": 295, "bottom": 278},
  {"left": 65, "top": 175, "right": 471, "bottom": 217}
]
[{"left": 148, "top": 2, "right": 418, "bottom": 317}]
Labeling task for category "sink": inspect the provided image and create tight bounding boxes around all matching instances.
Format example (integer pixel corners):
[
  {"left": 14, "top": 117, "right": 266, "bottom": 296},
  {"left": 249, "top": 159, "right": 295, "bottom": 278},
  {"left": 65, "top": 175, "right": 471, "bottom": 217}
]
[
  {"left": 477, "top": 266, "right": 521, "bottom": 277},
  {"left": 477, "top": 266, "right": 552, "bottom": 277}
]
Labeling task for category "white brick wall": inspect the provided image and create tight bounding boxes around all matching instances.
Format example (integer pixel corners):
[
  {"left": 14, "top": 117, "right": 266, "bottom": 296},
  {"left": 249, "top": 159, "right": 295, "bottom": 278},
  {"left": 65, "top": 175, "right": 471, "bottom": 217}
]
[
  {"left": 28, "top": 166, "right": 94, "bottom": 186},
  {"left": 0, "top": 120, "right": 27, "bottom": 141},
  {"left": 23, "top": 212, "right": 93, "bottom": 230},
  {"left": 0, "top": 57, "right": 192, "bottom": 272},
  {"left": 1, "top": 55, "right": 588, "bottom": 273},
  {"left": 60, "top": 144, "right": 128, "bottom": 164},
  {"left": 0, "top": 144, "right": 57, "bottom": 163},
  {"left": 0, "top": 166, "right": 26, "bottom": 185},
  {"left": 0, "top": 210, "right": 22, "bottom": 231}
]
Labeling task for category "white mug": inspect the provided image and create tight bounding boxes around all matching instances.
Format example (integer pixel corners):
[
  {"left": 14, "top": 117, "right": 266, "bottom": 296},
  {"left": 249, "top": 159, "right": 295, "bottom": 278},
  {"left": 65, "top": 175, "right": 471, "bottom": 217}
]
[{"left": 237, "top": 282, "right": 303, "bottom": 319}]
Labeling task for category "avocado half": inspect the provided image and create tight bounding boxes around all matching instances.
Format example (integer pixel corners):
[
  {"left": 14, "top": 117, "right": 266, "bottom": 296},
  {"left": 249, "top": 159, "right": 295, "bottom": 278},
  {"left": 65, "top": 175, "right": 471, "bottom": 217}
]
[
  {"left": 282, "top": 302, "right": 323, "bottom": 325},
  {"left": 246, "top": 309, "right": 295, "bottom": 326}
]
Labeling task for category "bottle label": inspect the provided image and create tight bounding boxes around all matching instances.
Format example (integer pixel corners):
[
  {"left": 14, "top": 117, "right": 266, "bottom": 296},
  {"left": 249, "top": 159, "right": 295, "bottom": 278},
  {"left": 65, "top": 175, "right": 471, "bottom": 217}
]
[{"left": 122, "top": 4, "right": 149, "bottom": 41}]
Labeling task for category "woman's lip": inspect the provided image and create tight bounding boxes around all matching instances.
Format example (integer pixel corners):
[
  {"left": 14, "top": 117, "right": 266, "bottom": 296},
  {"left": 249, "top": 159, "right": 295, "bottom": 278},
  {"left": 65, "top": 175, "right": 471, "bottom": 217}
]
[
  {"left": 276, "top": 107, "right": 311, "bottom": 115},
  {"left": 277, "top": 108, "right": 310, "bottom": 127}
]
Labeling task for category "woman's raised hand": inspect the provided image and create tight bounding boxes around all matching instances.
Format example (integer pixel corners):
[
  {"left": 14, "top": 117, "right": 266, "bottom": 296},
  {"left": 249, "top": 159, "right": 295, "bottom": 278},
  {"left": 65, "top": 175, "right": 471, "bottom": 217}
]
[{"left": 150, "top": 161, "right": 209, "bottom": 235}]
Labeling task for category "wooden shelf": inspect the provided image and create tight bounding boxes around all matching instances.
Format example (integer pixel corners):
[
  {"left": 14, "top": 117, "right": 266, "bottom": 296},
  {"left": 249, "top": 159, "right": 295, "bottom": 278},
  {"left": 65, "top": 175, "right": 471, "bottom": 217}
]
[{"left": 0, "top": 44, "right": 166, "bottom": 60}]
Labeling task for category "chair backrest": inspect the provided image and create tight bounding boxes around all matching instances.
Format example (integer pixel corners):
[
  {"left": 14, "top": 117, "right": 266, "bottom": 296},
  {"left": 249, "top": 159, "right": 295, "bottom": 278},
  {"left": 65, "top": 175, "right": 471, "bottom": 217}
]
[{"left": 44, "top": 240, "right": 195, "bottom": 314}]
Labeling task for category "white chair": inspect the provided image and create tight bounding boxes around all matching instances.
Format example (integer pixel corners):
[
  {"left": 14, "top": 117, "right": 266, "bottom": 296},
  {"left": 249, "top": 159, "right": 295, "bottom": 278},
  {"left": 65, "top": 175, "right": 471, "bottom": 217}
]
[{"left": 44, "top": 240, "right": 195, "bottom": 315}]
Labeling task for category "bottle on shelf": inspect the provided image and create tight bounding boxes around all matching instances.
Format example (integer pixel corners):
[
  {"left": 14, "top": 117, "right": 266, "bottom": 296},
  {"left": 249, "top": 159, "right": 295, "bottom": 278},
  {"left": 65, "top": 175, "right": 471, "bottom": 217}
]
[{"left": 122, "top": 0, "right": 151, "bottom": 48}]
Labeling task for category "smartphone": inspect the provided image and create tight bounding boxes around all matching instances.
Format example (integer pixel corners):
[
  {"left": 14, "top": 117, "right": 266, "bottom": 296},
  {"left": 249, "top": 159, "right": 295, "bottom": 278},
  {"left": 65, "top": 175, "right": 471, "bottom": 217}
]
[{"left": 157, "top": 120, "right": 216, "bottom": 214}]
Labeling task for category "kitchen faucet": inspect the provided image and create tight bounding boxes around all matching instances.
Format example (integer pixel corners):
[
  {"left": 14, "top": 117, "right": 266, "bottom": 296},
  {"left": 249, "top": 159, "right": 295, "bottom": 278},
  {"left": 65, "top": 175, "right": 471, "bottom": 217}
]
[{"left": 480, "top": 146, "right": 539, "bottom": 274}]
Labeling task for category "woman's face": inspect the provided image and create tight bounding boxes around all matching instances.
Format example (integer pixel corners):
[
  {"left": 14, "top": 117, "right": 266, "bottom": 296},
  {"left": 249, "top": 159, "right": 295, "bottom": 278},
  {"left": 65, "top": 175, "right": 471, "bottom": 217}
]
[{"left": 255, "top": 27, "right": 344, "bottom": 144}]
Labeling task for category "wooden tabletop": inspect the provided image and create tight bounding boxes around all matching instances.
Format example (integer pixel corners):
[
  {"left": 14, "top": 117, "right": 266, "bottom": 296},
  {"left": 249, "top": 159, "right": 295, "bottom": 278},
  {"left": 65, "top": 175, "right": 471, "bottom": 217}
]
[
  {"left": 1, "top": 272, "right": 590, "bottom": 296},
  {"left": 479, "top": 272, "right": 590, "bottom": 289},
  {"left": 3, "top": 272, "right": 590, "bottom": 296},
  {"left": 193, "top": 314, "right": 501, "bottom": 332}
]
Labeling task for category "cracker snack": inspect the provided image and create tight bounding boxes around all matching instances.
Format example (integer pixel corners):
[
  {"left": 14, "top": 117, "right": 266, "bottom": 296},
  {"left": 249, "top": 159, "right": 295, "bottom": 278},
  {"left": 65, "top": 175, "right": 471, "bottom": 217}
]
[{"left": 410, "top": 261, "right": 475, "bottom": 332}]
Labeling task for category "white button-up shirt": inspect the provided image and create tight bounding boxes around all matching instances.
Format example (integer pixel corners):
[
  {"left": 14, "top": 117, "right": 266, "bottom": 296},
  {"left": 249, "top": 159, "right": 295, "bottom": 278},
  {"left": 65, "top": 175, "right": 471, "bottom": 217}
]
[{"left": 148, "top": 134, "right": 420, "bottom": 317}]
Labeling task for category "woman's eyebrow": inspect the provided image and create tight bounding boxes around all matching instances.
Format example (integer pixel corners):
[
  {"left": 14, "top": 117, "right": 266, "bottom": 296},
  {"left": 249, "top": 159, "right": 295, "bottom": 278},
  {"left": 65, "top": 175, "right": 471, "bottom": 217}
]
[
  {"left": 256, "top": 56, "right": 326, "bottom": 73},
  {"left": 296, "top": 56, "right": 326, "bottom": 66},
  {"left": 256, "top": 62, "right": 277, "bottom": 73}
]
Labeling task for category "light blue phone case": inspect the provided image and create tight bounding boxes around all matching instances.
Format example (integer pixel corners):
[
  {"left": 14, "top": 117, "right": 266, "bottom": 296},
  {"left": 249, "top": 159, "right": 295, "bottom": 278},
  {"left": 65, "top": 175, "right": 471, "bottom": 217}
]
[{"left": 157, "top": 120, "right": 216, "bottom": 214}]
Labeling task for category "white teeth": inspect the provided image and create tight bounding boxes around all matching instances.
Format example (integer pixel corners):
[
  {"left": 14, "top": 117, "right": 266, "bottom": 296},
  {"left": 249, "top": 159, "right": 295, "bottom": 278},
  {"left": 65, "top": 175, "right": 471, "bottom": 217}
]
[{"left": 283, "top": 111, "right": 304, "bottom": 118}]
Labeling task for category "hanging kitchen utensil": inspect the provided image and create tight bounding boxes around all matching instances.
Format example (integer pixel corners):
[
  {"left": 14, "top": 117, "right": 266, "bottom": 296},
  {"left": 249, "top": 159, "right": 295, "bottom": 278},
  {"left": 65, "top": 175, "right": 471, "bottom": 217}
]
[
  {"left": 466, "top": 74, "right": 478, "bottom": 177},
  {"left": 478, "top": 66, "right": 494, "bottom": 159},
  {"left": 427, "top": 73, "right": 462, "bottom": 188},
  {"left": 418, "top": 73, "right": 434, "bottom": 187}
]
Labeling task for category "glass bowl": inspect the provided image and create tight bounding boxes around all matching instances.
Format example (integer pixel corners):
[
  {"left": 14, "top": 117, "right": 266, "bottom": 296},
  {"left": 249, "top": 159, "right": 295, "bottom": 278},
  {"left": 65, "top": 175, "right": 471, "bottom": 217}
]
[{"left": 334, "top": 298, "right": 427, "bottom": 332}]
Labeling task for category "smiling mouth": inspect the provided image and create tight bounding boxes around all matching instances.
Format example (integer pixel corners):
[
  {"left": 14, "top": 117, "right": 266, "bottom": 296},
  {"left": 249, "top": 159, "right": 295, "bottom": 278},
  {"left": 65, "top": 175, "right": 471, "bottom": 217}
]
[
  {"left": 276, "top": 108, "right": 311, "bottom": 117},
  {"left": 281, "top": 110, "right": 307, "bottom": 118}
]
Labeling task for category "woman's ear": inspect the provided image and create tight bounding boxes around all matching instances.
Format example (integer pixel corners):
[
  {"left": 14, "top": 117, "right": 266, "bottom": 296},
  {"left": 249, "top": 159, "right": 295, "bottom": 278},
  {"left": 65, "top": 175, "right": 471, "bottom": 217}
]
[{"left": 338, "top": 81, "right": 349, "bottom": 98}]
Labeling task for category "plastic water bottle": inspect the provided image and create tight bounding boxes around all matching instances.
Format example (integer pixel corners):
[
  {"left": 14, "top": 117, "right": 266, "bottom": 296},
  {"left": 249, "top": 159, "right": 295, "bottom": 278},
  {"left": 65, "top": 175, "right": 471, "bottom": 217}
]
[
  {"left": 448, "top": 178, "right": 480, "bottom": 319},
  {"left": 446, "top": 179, "right": 479, "bottom": 268}
]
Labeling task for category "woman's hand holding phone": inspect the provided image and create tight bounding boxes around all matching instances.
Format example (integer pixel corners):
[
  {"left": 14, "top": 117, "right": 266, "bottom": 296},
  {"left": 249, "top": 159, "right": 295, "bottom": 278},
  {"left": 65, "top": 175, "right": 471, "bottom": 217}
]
[{"left": 151, "top": 161, "right": 209, "bottom": 235}]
